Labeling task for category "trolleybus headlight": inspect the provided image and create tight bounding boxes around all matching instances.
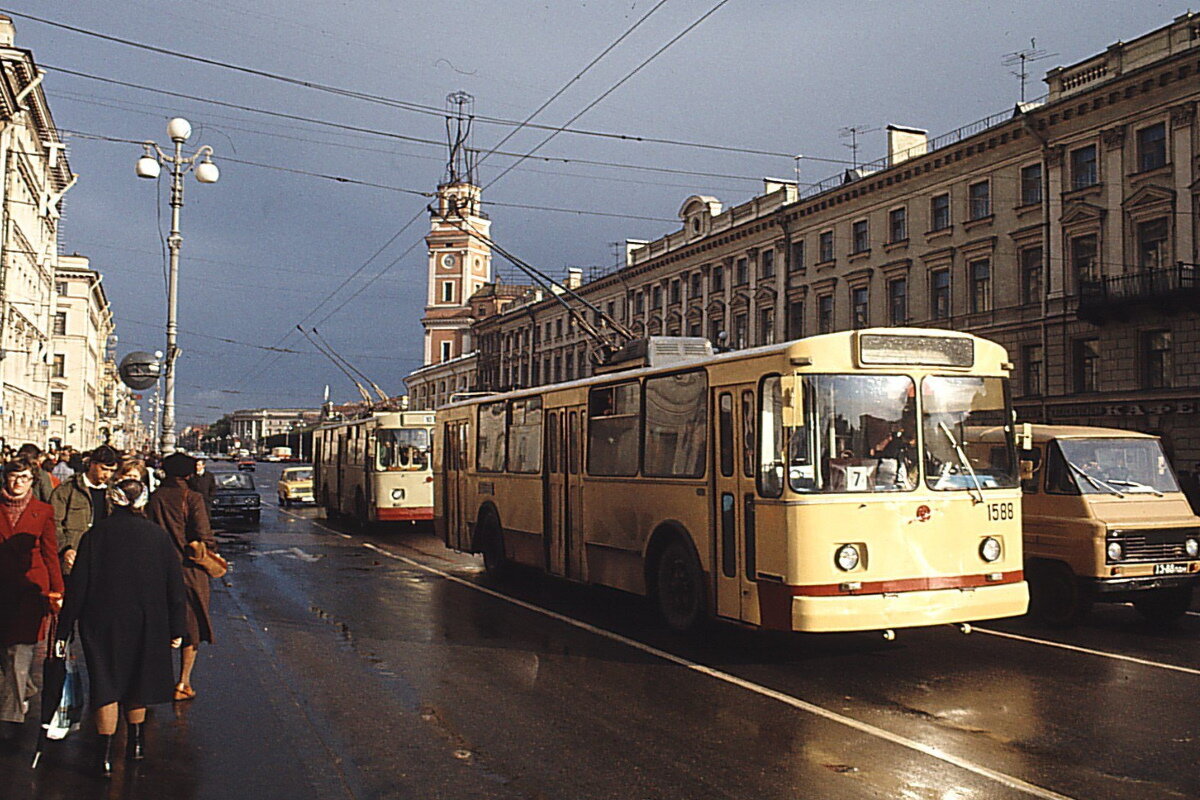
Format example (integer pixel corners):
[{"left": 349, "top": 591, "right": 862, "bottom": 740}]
[
  {"left": 979, "top": 537, "right": 1001, "bottom": 563},
  {"left": 391, "top": 488, "right": 406, "bottom": 501},
  {"left": 1106, "top": 541, "right": 1124, "bottom": 562},
  {"left": 835, "top": 544, "right": 860, "bottom": 571},
  {"left": 1186, "top": 537, "right": 1199, "bottom": 559}
]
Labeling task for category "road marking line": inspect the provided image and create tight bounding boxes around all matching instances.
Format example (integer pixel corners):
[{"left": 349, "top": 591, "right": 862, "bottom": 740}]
[
  {"left": 356, "top": 540, "right": 1074, "bottom": 800},
  {"left": 972, "top": 627, "right": 1200, "bottom": 676}
]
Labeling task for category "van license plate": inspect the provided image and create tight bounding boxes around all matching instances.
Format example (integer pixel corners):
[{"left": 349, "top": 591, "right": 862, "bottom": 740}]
[{"left": 1153, "top": 563, "right": 1188, "bottom": 576}]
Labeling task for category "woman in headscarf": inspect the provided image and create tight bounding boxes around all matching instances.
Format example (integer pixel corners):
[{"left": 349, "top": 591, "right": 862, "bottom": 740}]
[
  {"left": 0, "top": 457, "right": 62, "bottom": 745},
  {"left": 56, "top": 478, "right": 185, "bottom": 776},
  {"left": 146, "top": 453, "right": 216, "bottom": 702}
]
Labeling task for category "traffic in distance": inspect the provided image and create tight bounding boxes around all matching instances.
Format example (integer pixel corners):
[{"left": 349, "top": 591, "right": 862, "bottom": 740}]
[{"left": 243, "top": 327, "right": 1199, "bottom": 639}]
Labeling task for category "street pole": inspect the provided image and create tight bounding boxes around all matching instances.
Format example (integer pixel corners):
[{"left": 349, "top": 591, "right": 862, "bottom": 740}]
[{"left": 135, "top": 118, "right": 219, "bottom": 456}]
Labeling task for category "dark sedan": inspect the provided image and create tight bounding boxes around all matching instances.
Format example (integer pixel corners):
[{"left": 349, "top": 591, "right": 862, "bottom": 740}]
[{"left": 211, "top": 471, "right": 261, "bottom": 526}]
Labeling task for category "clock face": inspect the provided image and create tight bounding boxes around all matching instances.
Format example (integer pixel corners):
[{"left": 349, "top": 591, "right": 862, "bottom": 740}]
[{"left": 441, "top": 253, "right": 458, "bottom": 268}]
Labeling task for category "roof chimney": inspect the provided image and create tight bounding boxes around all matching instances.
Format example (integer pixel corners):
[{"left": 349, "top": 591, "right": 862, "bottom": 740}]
[
  {"left": 0, "top": 16, "right": 14, "bottom": 47},
  {"left": 565, "top": 267, "right": 583, "bottom": 290},
  {"left": 886, "top": 125, "right": 927, "bottom": 167}
]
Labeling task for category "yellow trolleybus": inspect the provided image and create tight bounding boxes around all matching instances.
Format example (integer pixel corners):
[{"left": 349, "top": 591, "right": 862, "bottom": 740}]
[
  {"left": 435, "top": 329, "right": 1028, "bottom": 634},
  {"left": 313, "top": 410, "right": 435, "bottom": 525}
]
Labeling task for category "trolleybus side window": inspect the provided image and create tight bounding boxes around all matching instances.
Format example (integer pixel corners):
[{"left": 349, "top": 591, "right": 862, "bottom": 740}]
[
  {"left": 568, "top": 412, "right": 581, "bottom": 475},
  {"left": 588, "top": 382, "right": 640, "bottom": 476},
  {"left": 477, "top": 401, "right": 507, "bottom": 473},
  {"left": 718, "top": 393, "right": 734, "bottom": 477},
  {"left": 643, "top": 369, "right": 707, "bottom": 479},
  {"left": 741, "top": 390, "right": 755, "bottom": 479},
  {"left": 922, "top": 375, "right": 1018, "bottom": 491},
  {"left": 508, "top": 397, "right": 543, "bottom": 474}
]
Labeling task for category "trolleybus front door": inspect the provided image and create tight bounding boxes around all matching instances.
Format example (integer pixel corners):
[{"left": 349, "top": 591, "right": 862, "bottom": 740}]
[
  {"left": 714, "top": 387, "right": 759, "bottom": 624},
  {"left": 443, "top": 421, "right": 469, "bottom": 550}
]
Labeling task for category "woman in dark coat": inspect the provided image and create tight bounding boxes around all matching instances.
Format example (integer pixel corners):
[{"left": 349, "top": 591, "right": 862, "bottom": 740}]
[
  {"left": 57, "top": 479, "right": 186, "bottom": 776},
  {"left": 0, "top": 458, "right": 63, "bottom": 740},
  {"left": 146, "top": 452, "right": 215, "bottom": 702}
]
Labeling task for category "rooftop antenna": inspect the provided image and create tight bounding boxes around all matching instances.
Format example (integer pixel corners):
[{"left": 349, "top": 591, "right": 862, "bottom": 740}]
[
  {"left": 311, "top": 327, "right": 390, "bottom": 404},
  {"left": 1002, "top": 39, "right": 1056, "bottom": 103},
  {"left": 839, "top": 125, "right": 878, "bottom": 170},
  {"left": 444, "top": 91, "right": 476, "bottom": 185}
]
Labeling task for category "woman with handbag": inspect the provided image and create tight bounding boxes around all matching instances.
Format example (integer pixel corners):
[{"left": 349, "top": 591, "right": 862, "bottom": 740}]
[
  {"left": 0, "top": 457, "right": 63, "bottom": 746},
  {"left": 55, "top": 478, "right": 186, "bottom": 776},
  {"left": 146, "top": 452, "right": 217, "bottom": 702}
]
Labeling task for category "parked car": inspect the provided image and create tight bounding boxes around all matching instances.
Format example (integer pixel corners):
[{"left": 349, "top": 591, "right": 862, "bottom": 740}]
[
  {"left": 277, "top": 466, "right": 314, "bottom": 506},
  {"left": 211, "top": 471, "right": 261, "bottom": 526},
  {"left": 237, "top": 457, "right": 256, "bottom": 471}
]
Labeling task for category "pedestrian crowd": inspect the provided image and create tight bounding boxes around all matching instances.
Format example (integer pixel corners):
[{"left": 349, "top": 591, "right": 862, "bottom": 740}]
[{"left": 0, "top": 442, "right": 220, "bottom": 777}]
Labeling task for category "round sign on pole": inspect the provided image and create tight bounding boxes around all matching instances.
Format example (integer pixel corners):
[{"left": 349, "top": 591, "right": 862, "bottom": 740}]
[{"left": 118, "top": 351, "right": 161, "bottom": 390}]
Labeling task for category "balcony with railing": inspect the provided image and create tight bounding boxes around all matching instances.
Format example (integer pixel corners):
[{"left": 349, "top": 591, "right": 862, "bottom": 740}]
[{"left": 1077, "top": 262, "right": 1200, "bottom": 323}]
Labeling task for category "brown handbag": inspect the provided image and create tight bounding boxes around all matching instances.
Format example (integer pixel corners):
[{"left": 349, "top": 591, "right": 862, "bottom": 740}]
[{"left": 187, "top": 539, "right": 228, "bottom": 579}]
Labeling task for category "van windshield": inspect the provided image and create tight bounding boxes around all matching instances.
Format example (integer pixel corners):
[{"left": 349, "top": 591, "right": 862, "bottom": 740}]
[{"left": 1047, "top": 438, "right": 1180, "bottom": 495}]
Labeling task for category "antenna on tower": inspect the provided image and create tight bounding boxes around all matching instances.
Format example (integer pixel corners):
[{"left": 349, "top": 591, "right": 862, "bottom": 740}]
[
  {"left": 838, "top": 125, "right": 878, "bottom": 170},
  {"left": 444, "top": 91, "right": 476, "bottom": 185},
  {"left": 1002, "top": 39, "right": 1056, "bottom": 103}
]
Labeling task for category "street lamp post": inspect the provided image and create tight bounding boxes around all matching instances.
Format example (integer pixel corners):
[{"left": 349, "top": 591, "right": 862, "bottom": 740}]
[{"left": 136, "top": 117, "right": 219, "bottom": 455}]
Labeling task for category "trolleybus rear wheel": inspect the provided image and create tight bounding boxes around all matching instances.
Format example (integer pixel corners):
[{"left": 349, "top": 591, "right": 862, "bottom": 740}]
[
  {"left": 655, "top": 538, "right": 706, "bottom": 632},
  {"left": 1133, "top": 585, "right": 1193, "bottom": 625},
  {"left": 477, "top": 511, "right": 509, "bottom": 578}
]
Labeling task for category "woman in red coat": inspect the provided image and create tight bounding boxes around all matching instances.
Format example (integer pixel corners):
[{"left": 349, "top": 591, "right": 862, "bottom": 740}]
[{"left": 0, "top": 457, "right": 63, "bottom": 742}]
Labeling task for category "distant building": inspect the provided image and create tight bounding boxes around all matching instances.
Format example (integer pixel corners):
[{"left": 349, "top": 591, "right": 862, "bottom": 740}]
[
  {"left": 229, "top": 408, "right": 320, "bottom": 450},
  {"left": 48, "top": 255, "right": 113, "bottom": 450},
  {"left": 0, "top": 16, "right": 77, "bottom": 449}
]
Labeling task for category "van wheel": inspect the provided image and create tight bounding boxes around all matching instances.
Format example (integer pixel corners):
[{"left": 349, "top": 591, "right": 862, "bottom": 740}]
[
  {"left": 654, "top": 538, "right": 707, "bottom": 632},
  {"left": 1133, "top": 585, "right": 1193, "bottom": 625},
  {"left": 1028, "top": 562, "right": 1091, "bottom": 627},
  {"left": 476, "top": 511, "right": 508, "bottom": 578}
]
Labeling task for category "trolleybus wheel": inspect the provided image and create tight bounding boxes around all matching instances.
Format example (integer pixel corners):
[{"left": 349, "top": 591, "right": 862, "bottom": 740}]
[
  {"left": 1133, "top": 585, "right": 1193, "bottom": 625},
  {"left": 1028, "top": 561, "right": 1091, "bottom": 627},
  {"left": 354, "top": 490, "right": 371, "bottom": 530},
  {"left": 476, "top": 511, "right": 508, "bottom": 578},
  {"left": 655, "top": 538, "right": 706, "bottom": 632},
  {"left": 322, "top": 487, "right": 338, "bottom": 520}
]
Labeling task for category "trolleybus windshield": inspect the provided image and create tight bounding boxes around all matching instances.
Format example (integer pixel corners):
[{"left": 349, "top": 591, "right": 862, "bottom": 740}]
[
  {"left": 921, "top": 376, "right": 1017, "bottom": 491},
  {"left": 377, "top": 428, "right": 431, "bottom": 471}
]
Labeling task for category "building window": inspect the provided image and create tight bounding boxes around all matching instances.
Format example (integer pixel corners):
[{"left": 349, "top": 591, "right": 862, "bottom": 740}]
[
  {"left": 440, "top": 341, "right": 452, "bottom": 362},
  {"left": 51, "top": 354, "right": 65, "bottom": 378},
  {"left": 931, "top": 269, "right": 951, "bottom": 319},
  {"left": 1136, "top": 122, "right": 1167, "bottom": 172},
  {"left": 54, "top": 281, "right": 68, "bottom": 296},
  {"left": 1022, "top": 344, "right": 1044, "bottom": 397},
  {"left": 888, "top": 277, "right": 907, "bottom": 325},
  {"left": 1020, "top": 163, "right": 1043, "bottom": 205},
  {"left": 789, "top": 240, "right": 805, "bottom": 272},
  {"left": 735, "top": 257, "right": 748, "bottom": 286},
  {"left": 758, "top": 308, "right": 775, "bottom": 345},
  {"left": 970, "top": 259, "right": 991, "bottom": 313},
  {"left": 818, "top": 231, "right": 834, "bottom": 263},
  {"left": 761, "top": 249, "right": 775, "bottom": 278},
  {"left": 1070, "top": 144, "right": 1098, "bottom": 189},
  {"left": 688, "top": 320, "right": 701, "bottom": 337},
  {"left": 669, "top": 279, "right": 681, "bottom": 305},
  {"left": 817, "top": 294, "right": 834, "bottom": 333},
  {"left": 851, "top": 286, "right": 869, "bottom": 329},
  {"left": 565, "top": 351, "right": 574, "bottom": 381},
  {"left": 651, "top": 285, "right": 662, "bottom": 310},
  {"left": 787, "top": 301, "right": 804, "bottom": 339},
  {"left": 689, "top": 272, "right": 702, "bottom": 298},
  {"left": 50, "top": 391, "right": 63, "bottom": 416},
  {"left": 1073, "top": 338, "right": 1101, "bottom": 393},
  {"left": 930, "top": 193, "right": 951, "bottom": 231},
  {"left": 1071, "top": 234, "right": 1098, "bottom": 288},
  {"left": 709, "top": 316, "right": 724, "bottom": 348},
  {"left": 633, "top": 292, "right": 645, "bottom": 315},
  {"left": 968, "top": 181, "right": 990, "bottom": 220},
  {"left": 52, "top": 312, "right": 67, "bottom": 336},
  {"left": 851, "top": 220, "right": 869, "bottom": 254},
  {"left": 888, "top": 207, "right": 907, "bottom": 243},
  {"left": 1136, "top": 218, "right": 1169, "bottom": 270},
  {"left": 1020, "top": 246, "right": 1044, "bottom": 305},
  {"left": 711, "top": 265, "right": 724, "bottom": 292},
  {"left": 441, "top": 281, "right": 455, "bottom": 303},
  {"left": 732, "top": 313, "right": 748, "bottom": 349},
  {"left": 1142, "top": 330, "right": 1173, "bottom": 389},
  {"left": 556, "top": 318, "right": 564, "bottom": 339}
]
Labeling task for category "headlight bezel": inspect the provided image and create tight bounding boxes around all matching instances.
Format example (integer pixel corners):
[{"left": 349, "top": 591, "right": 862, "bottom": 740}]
[
  {"left": 834, "top": 543, "right": 860, "bottom": 572},
  {"left": 979, "top": 536, "right": 1002, "bottom": 563},
  {"left": 1106, "top": 540, "right": 1123, "bottom": 562}
]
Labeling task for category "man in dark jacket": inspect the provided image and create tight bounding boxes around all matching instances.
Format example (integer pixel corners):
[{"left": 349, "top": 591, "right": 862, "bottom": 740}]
[
  {"left": 49, "top": 445, "right": 119, "bottom": 573},
  {"left": 187, "top": 458, "right": 217, "bottom": 509}
]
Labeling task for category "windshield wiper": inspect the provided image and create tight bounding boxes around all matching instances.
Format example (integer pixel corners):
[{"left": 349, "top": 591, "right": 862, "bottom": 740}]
[
  {"left": 1105, "top": 478, "right": 1162, "bottom": 497},
  {"left": 1066, "top": 461, "right": 1125, "bottom": 497},
  {"left": 937, "top": 421, "right": 984, "bottom": 504}
]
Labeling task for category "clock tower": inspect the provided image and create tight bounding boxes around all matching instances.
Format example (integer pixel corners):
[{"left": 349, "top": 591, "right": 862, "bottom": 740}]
[{"left": 421, "top": 180, "right": 492, "bottom": 366}]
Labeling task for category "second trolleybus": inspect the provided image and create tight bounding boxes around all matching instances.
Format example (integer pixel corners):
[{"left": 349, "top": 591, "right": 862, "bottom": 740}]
[
  {"left": 313, "top": 410, "right": 435, "bottom": 525},
  {"left": 434, "top": 328, "right": 1029, "bottom": 634}
]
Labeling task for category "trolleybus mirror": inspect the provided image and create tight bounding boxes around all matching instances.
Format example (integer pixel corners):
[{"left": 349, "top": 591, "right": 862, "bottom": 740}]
[
  {"left": 1019, "top": 459, "right": 1035, "bottom": 481},
  {"left": 1020, "top": 422, "right": 1033, "bottom": 452}
]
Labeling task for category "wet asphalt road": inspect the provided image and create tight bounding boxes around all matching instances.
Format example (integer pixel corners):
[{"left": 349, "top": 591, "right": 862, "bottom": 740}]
[{"left": 4, "top": 462, "right": 1199, "bottom": 799}]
